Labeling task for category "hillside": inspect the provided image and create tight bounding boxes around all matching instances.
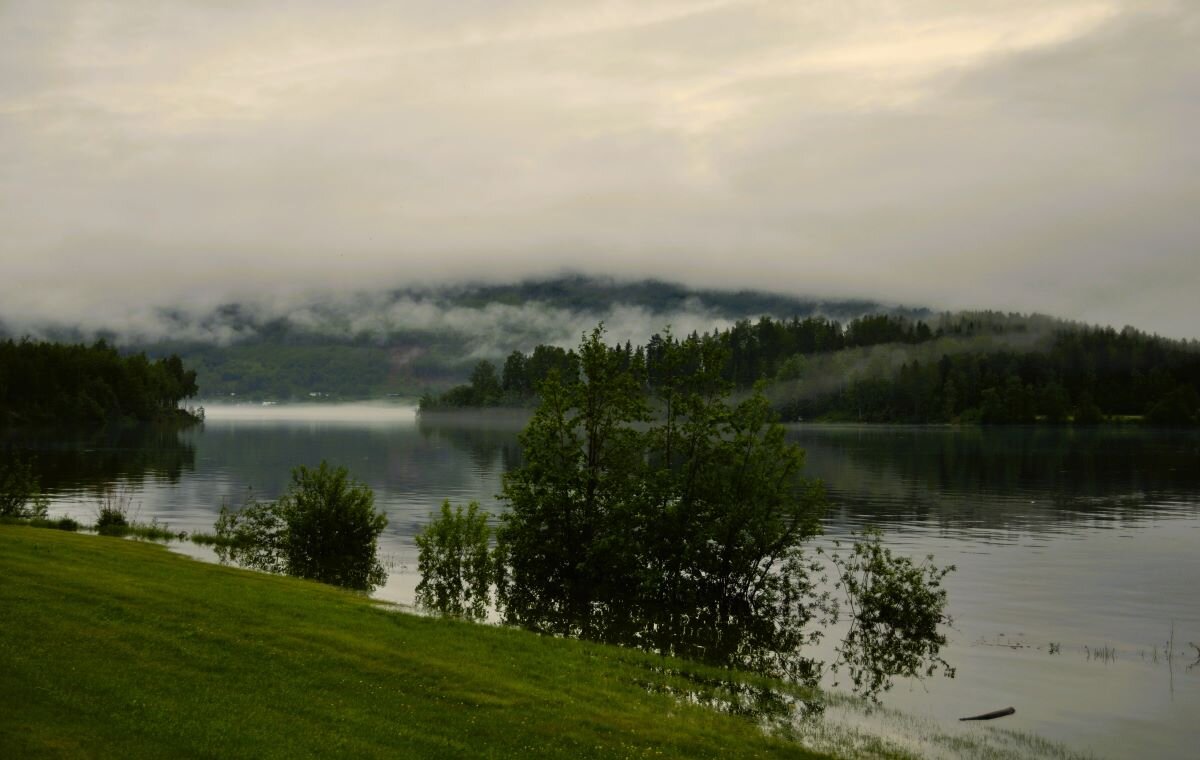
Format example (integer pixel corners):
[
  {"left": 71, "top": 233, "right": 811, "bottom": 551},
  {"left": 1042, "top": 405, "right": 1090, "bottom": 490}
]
[{"left": 422, "top": 310, "right": 1200, "bottom": 425}]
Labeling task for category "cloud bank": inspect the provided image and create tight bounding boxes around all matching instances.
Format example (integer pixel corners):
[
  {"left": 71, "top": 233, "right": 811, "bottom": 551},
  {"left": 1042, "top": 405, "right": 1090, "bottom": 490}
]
[
  {"left": 1, "top": 1, "right": 1196, "bottom": 337},
  {"left": 0, "top": 286, "right": 745, "bottom": 359}
]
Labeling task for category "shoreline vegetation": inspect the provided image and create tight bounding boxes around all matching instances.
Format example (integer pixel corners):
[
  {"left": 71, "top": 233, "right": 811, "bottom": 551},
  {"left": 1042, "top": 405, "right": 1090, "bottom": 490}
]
[
  {"left": 419, "top": 312, "right": 1200, "bottom": 426},
  {"left": 0, "top": 525, "right": 1090, "bottom": 760},
  {"left": 414, "top": 327, "right": 954, "bottom": 703},
  {"left": 0, "top": 525, "right": 831, "bottom": 760}
]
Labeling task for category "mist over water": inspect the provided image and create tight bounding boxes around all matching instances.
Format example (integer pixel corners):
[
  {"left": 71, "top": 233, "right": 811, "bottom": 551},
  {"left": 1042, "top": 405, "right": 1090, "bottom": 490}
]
[{"left": 201, "top": 402, "right": 418, "bottom": 425}]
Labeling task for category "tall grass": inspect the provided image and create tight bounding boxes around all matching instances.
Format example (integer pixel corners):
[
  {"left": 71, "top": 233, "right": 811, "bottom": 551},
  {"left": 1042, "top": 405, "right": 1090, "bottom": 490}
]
[{"left": 92, "top": 486, "right": 183, "bottom": 541}]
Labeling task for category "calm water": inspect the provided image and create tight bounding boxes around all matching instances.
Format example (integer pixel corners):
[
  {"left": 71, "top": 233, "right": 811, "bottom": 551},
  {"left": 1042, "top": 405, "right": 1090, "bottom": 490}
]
[{"left": 14, "top": 404, "right": 1200, "bottom": 759}]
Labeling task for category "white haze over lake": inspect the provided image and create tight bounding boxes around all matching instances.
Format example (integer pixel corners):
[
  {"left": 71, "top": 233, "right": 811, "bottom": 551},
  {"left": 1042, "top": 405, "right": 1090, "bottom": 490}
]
[
  {"left": 1, "top": 1, "right": 1197, "bottom": 338},
  {"left": 202, "top": 403, "right": 417, "bottom": 425}
]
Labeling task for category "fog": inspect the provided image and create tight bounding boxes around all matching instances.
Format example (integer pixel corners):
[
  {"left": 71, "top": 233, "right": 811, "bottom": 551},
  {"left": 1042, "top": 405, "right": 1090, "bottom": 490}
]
[
  {"left": 1, "top": 1, "right": 1197, "bottom": 338},
  {"left": 0, "top": 286, "right": 746, "bottom": 357}
]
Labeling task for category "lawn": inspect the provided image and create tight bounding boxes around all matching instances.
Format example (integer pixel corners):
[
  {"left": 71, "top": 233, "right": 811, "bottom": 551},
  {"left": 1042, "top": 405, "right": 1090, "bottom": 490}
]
[{"left": 0, "top": 525, "right": 830, "bottom": 759}]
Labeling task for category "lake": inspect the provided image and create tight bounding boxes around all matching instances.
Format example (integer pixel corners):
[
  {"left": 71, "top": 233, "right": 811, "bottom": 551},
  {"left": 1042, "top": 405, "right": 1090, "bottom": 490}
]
[{"left": 15, "top": 403, "right": 1200, "bottom": 759}]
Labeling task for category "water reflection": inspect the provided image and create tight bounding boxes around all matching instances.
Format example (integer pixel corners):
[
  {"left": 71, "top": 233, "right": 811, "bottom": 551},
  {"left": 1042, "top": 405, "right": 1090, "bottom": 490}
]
[
  {"left": 416, "top": 411, "right": 526, "bottom": 475},
  {"left": 3, "top": 423, "right": 196, "bottom": 491},
  {"left": 790, "top": 425, "right": 1200, "bottom": 533}
]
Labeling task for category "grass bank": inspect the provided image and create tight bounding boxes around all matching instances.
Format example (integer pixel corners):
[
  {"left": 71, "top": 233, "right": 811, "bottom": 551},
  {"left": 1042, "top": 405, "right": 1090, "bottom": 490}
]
[{"left": 0, "top": 525, "right": 830, "bottom": 759}]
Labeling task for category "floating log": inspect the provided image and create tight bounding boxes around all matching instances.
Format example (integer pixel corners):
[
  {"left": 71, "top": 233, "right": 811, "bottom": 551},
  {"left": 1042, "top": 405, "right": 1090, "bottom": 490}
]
[{"left": 959, "top": 707, "right": 1015, "bottom": 721}]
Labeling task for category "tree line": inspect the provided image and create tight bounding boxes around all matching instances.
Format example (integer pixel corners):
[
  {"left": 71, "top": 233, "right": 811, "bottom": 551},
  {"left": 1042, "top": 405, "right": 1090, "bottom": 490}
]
[
  {"left": 420, "top": 313, "right": 939, "bottom": 409},
  {"left": 421, "top": 314, "right": 1200, "bottom": 425},
  {"left": 0, "top": 339, "right": 200, "bottom": 428},
  {"left": 774, "top": 326, "right": 1200, "bottom": 424}
]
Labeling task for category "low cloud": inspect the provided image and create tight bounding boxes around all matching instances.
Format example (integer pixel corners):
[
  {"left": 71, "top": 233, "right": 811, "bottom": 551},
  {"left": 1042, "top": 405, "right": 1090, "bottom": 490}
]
[
  {"left": 1, "top": 1, "right": 1196, "bottom": 338},
  {"left": 0, "top": 286, "right": 743, "bottom": 359}
]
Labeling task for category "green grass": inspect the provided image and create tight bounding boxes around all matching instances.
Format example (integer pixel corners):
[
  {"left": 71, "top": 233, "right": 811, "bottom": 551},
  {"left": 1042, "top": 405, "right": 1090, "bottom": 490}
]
[
  {"left": 0, "top": 525, "right": 831, "bottom": 759},
  {"left": 0, "top": 515, "right": 80, "bottom": 532},
  {"left": 95, "top": 519, "right": 185, "bottom": 541}
]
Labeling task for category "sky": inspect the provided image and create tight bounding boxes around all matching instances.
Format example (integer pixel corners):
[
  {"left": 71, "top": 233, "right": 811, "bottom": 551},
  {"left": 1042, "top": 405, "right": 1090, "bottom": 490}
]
[{"left": 1, "top": 1, "right": 1197, "bottom": 339}]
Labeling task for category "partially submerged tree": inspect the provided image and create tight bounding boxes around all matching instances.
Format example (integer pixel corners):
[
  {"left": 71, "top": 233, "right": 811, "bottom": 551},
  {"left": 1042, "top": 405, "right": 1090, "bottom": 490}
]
[
  {"left": 213, "top": 461, "right": 387, "bottom": 591},
  {"left": 415, "top": 501, "right": 493, "bottom": 620},
  {"left": 824, "top": 529, "right": 954, "bottom": 697},
  {"left": 418, "top": 326, "right": 955, "bottom": 698}
]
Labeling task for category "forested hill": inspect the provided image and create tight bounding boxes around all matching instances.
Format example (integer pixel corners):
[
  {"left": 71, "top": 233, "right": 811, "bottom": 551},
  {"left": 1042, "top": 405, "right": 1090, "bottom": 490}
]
[
  {"left": 422, "top": 313, "right": 1200, "bottom": 426},
  {"left": 1, "top": 277, "right": 924, "bottom": 401},
  {"left": 0, "top": 339, "right": 200, "bottom": 428}
]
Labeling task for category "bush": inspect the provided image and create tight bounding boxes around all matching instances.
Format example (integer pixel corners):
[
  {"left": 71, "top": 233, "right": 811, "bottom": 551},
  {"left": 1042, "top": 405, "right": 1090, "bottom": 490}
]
[
  {"left": 282, "top": 462, "right": 388, "bottom": 589},
  {"left": 93, "top": 487, "right": 137, "bottom": 535},
  {"left": 415, "top": 501, "right": 493, "bottom": 620},
  {"left": 0, "top": 454, "right": 48, "bottom": 519},
  {"left": 825, "top": 529, "right": 954, "bottom": 697},
  {"left": 0, "top": 515, "right": 80, "bottom": 531},
  {"left": 213, "top": 462, "right": 388, "bottom": 591}
]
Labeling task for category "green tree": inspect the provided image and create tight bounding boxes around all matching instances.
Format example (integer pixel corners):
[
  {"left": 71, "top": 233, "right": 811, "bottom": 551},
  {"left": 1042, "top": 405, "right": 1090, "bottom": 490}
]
[
  {"left": 501, "top": 351, "right": 530, "bottom": 398},
  {"left": 0, "top": 339, "right": 201, "bottom": 428},
  {"left": 469, "top": 360, "right": 502, "bottom": 405},
  {"left": 1073, "top": 392, "right": 1104, "bottom": 425},
  {"left": 415, "top": 501, "right": 493, "bottom": 620},
  {"left": 826, "top": 530, "right": 954, "bottom": 697},
  {"left": 496, "top": 326, "right": 648, "bottom": 639},
  {"left": 281, "top": 462, "right": 388, "bottom": 589},
  {"left": 456, "top": 325, "right": 955, "bottom": 696},
  {"left": 1039, "top": 380, "right": 1071, "bottom": 423},
  {"left": 214, "top": 461, "right": 387, "bottom": 591},
  {"left": 0, "top": 453, "right": 48, "bottom": 519}
]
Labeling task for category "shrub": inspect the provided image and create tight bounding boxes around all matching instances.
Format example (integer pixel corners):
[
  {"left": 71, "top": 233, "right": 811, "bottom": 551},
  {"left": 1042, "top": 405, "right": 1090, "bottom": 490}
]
[
  {"left": 0, "top": 454, "right": 48, "bottom": 519},
  {"left": 94, "top": 487, "right": 133, "bottom": 535},
  {"left": 35, "top": 516, "right": 81, "bottom": 531},
  {"left": 213, "top": 462, "right": 388, "bottom": 591},
  {"left": 1073, "top": 393, "right": 1104, "bottom": 425},
  {"left": 824, "top": 529, "right": 954, "bottom": 698},
  {"left": 415, "top": 501, "right": 493, "bottom": 620}
]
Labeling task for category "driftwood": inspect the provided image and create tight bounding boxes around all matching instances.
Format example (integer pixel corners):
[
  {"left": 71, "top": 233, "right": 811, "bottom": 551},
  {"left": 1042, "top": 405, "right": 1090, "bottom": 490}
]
[{"left": 959, "top": 707, "right": 1015, "bottom": 721}]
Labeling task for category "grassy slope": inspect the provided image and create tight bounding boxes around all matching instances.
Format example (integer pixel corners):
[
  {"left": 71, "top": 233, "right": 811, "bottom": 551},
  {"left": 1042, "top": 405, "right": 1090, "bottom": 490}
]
[{"left": 0, "top": 526, "right": 827, "bottom": 759}]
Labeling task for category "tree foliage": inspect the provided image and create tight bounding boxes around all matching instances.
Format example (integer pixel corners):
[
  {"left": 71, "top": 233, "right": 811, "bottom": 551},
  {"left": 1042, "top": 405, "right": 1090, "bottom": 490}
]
[
  {"left": 0, "top": 339, "right": 198, "bottom": 428},
  {"left": 777, "top": 327, "right": 1200, "bottom": 424},
  {"left": 421, "top": 314, "right": 1200, "bottom": 426},
  {"left": 214, "top": 461, "right": 387, "bottom": 591},
  {"left": 418, "top": 325, "right": 954, "bottom": 697},
  {"left": 825, "top": 530, "right": 954, "bottom": 697},
  {"left": 415, "top": 501, "right": 493, "bottom": 620},
  {"left": 0, "top": 453, "right": 48, "bottom": 519}
]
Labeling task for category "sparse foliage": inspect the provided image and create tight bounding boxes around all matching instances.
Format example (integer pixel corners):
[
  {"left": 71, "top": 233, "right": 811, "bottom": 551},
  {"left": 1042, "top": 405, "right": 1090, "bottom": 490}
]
[
  {"left": 824, "top": 528, "right": 955, "bottom": 698},
  {"left": 94, "top": 486, "right": 134, "bottom": 535},
  {"left": 213, "top": 495, "right": 287, "bottom": 574}
]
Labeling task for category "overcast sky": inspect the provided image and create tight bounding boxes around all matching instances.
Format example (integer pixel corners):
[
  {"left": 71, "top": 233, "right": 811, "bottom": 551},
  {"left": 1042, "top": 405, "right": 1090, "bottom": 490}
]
[{"left": 1, "top": 1, "right": 1197, "bottom": 338}]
